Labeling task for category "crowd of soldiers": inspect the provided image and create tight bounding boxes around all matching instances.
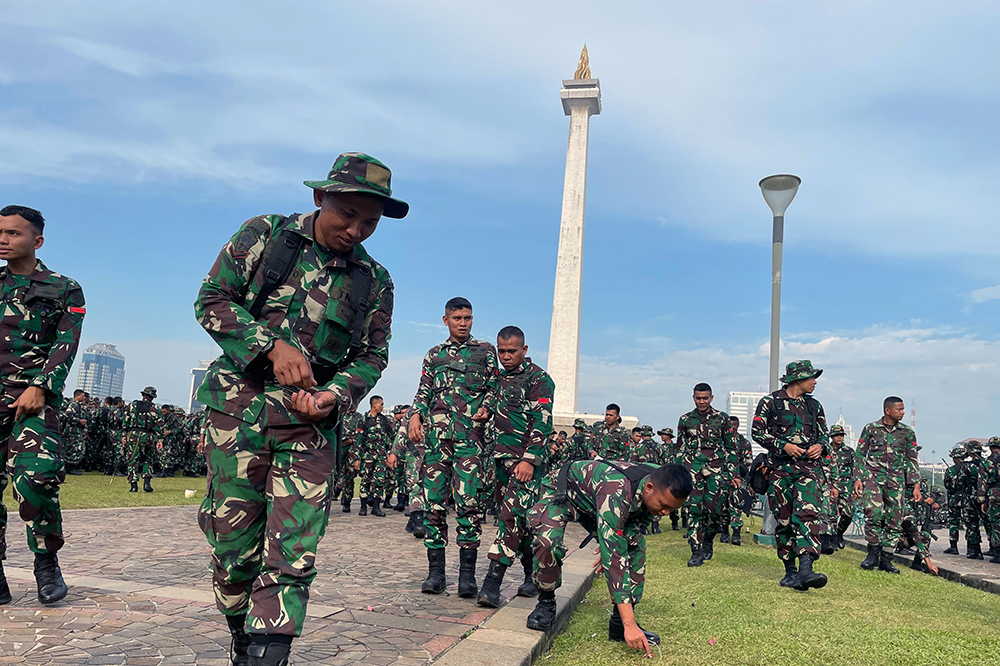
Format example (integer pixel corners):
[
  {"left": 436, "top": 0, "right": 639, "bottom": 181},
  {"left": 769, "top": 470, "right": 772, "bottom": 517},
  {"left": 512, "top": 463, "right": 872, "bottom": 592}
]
[
  {"left": 943, "top": 438, "right": 1000, "bottom": 564},
  {"left": 58, "top": 387, "right": 208, "bottom": 489}
]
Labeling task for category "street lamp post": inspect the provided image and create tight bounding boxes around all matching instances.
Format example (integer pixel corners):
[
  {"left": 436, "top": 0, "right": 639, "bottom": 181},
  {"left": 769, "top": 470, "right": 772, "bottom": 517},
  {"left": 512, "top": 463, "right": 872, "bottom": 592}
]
[{"left": 759, "top": 175, "right": 801, "bottom": 392}]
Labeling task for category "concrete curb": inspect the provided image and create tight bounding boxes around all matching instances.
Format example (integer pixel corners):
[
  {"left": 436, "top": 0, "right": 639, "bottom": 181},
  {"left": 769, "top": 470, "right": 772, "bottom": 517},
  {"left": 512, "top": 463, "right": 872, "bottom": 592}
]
[{"left": 432, "top": 548, "right": 596, "bottom": 666}]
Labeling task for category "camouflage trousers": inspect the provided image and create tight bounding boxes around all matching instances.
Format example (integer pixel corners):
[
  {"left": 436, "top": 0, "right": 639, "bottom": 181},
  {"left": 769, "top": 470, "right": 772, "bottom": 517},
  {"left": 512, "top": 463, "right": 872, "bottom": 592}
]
[
  {"left": 834, "top": 488, "right": 855, "bottom": 535},
  {"left": 986, "top": 499, "right": 1000, "bottom": 548},
  {"left": 387, "top": 461, "right": 404, "bottom": 500},
  {"left": 963, "top": 496, "right": 984, "bottom": 546},
  {"left": 768, "top": 467, "right": 823, "bottom": 561},
  {"left": 947, "top": 498, "right": 964, "bottom": 542},
  {"left": 0, "top": 400, "right": 66, "bottom": 558},
  {"left": 487, "top": 457, "right": 541, "bottom": 567},
  {"left": 62, "top": 435, "right": 86, "bottom": 466},
  {"left": 529, "top": 481, "right": 645, "bottom": 604},
  {"left": 421, "top": 437, "right": 482, "bottom": 550},
  {"left": 402, "top": 443, "right": 425, "bottom": 512},
  {"left": 359, "top": 456, "right": 387, "bottom": 501},
  {"left": 336, "top": 448, "right": 357, "bottom": 499},
  {"left": 479, "top": 444, "right": 497, "bottom": 513},
  {"left": 817, "top": 479, "right": 837, "bottom": 538},
  {"left": 860, "top": 473, "right": 906, "bottom": 548},
  {"left": 686, "top": 470, "right": 729, "bottom": 548},
  {"left": 722, "top": 484, "right": 744, "bottom": 531},
  {"left": 199, "top": 409, "right": 337, "bottom": 637},
  {"left": 125, "top": 431, "right": 156, "bottom": 482}
]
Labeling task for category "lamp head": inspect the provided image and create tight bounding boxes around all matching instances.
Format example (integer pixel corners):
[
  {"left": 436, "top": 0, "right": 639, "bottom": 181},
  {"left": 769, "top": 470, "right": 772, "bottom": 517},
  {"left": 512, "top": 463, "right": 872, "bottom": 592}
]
[{"left": 759, "top": 174, "right": 801, "bottom": 217}]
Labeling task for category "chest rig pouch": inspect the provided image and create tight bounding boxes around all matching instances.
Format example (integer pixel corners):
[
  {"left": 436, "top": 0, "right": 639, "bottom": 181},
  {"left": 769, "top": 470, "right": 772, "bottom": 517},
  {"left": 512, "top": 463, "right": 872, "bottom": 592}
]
[{"left": 553, "top": 460, "right": 655, "bottom": 548}]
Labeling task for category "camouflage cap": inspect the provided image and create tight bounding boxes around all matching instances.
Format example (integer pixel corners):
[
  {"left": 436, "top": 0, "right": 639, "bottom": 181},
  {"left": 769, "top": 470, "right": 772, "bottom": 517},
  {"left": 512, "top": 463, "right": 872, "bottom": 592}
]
[
  {"left": 573, "top": 418, "right": 588, "bottom": 429},
  {"left": 951, "top": 444, "right": 966, "bottom": 457},
  {"left": 141, "top": 386, "right": 157, "bottom": 399},
  {"left": 967, "top": 440, "right": 984, "bottom": 453},
  {"left": 392, "top": 404, "right": 408, "bottom": 415},
  {"left": 304, "top": 153, "right": 409, "bottom": 219},
  {"left": 829, "top": 424, "right": 846, "bottom": 437},
  {"left": 988, "top": 436, "right": 1000, "bottom": 448},
  {"left": 780, "top": 359, "right": 823, "bottom": 385},
  {"left": 657, "top": 427, "right": 674, "bottom": 437}
]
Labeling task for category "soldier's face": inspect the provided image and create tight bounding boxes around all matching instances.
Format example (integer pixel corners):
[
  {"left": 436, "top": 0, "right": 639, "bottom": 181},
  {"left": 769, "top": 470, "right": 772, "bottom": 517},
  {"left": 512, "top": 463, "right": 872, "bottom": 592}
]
[
  {"left": 631, "top": 431, "right": 642, "bottom": 443},
  {"left": 312, "top": 191, "right": 384, "bottom": 253},
  {"left": 443, "top": 308, "right": 473, "bottom": 342},
  {"left": 604, "top": 410, "right": 618, "bottom": 427},
  {"left": 884, "top": 401, "right": 905, "bottom": 422},
  {"left": 642, "top": 484, "right": 686, "bottom": 517},
  {"left": 661, "top": 435, "right": 672, "bottom": 445},
  {"left": 371, "top": 400, "right": 383, "bottom": 414},
  {"left": 693, "top": 390, "right": 713, "bottom": 412},
  {"left": 0, "top": 214, "right": 43, "bottom": 262},
  {"left": 831, "top": 434, "right": 845, "bottom": 447},
  {"left": 557, "top": 433, "right": 566, "bottom": 444},
  {"left": 496, "top": 336, "right": 527, "bottom": 370}
]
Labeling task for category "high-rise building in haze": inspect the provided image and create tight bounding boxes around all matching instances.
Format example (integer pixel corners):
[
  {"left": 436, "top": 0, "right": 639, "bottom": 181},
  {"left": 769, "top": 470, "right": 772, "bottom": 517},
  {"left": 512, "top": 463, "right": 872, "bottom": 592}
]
[
  {"left": 188, "top": 360, "right": 213, "bottom": 413},
  {"left": 76, "top": 343, "right": 126, "bottom": 400},
  {"left": 727, "top": 391, "right": 768, "bottom": 457}
]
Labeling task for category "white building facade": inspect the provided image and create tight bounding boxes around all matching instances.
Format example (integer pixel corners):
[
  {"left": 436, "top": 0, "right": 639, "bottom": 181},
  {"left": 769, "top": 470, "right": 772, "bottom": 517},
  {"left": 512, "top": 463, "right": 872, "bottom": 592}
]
[{"left": 726, "top": 391, "right": 768, "bottom": 457}]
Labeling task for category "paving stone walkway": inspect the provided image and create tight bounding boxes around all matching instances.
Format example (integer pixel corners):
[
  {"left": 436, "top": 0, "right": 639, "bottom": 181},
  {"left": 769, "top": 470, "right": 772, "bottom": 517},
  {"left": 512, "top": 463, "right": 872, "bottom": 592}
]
[{"left": 0, "top": 503, "right": 584, "bottom": 665}]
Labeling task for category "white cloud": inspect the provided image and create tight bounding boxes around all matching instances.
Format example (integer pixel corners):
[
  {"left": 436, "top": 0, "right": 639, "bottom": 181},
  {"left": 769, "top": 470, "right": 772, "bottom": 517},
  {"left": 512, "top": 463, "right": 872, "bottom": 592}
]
[{"left": 969, "top": 284, "right": 1000, "bottom": 303}]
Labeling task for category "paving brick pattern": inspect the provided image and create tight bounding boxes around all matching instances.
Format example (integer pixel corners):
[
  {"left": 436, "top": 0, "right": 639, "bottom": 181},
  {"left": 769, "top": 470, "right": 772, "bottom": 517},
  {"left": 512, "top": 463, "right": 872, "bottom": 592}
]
[{"left": 0, "top": 504, "right": 585, "bottom": 665}]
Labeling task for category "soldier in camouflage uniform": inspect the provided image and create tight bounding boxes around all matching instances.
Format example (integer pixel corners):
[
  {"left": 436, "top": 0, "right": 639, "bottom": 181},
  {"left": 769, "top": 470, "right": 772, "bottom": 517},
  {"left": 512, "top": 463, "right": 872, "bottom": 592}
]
[
  {"left": 0, "top": 205, "right": 84, "bottom": 606},
  {"left": 852, "top": 396, "right": 920, "bottom": 573},
  {"left": 752, "top": 360, "right": 830, "bottom": 591},
  {"left": 108, "top": 397, "right": 126, "bottom": 476},
  {"left": 629, "top": 425, "right": 661, "bottom": 464},
  {"left": 978, "top": 438, "right": 1000, "bottom": 564},
  {"left": 563, "top": 419, "right": 593, "bottom": 463},
  {"left": 389, "top": 405, "right": 408, "bottom": 511},
  {"left": 59, "top": 388, "right": 89, "bottom": 475},
  {"left": 474, "top": 326, "right": 554, "bottom": 608},
  {"left": 337, "top": 407, "right": 363, "bottom": 511},
  {"left": 194, "top": 153, "right": 404, "bottom": 665},
  {"left": 388, "top": 406, "right": 427, "bottom": 538},
  {"left": 591, "top": 405, "right": 630, "bottom": 460},
  {"left": 676, "top": 383, "right": 740, "bottom": 566},
  {"left": 122, "top": 386, "right": 163, "bottom": 493},
  {"left": 657, "top": 427, "right": 685, "bottom": 530},
  {"left": 959, "top": 440, "right": 989, "bottom": 559},
  {"left": 828, "top": 424, "right": 857, "bottom": 549},
  {"left": 942, "top": 444, "right": 966, "bottom": 554},
  {"left": 184, "top": 409, "right": 209, "bottom": 477},
  {"left": 356, "top": 395, "right": 392, "bottom": 517},
  {"left": 721, "top": 416, "right": 753, "bottom": 546},
  {"left": 156, "top": 404, "right": 184, "bottom": 477},
  {"left": 409, "top": 296, "right": 498, "bottom": 597},
  {"left": 525, "top": 461, "right": 691, "bottom": 655}
]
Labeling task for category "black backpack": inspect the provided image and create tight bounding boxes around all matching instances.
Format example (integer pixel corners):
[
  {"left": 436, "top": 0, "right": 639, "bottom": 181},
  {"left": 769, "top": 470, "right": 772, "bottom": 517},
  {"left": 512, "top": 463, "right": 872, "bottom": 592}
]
[{"left": 747, "top": 452, "right": 776, "bottom": 495}]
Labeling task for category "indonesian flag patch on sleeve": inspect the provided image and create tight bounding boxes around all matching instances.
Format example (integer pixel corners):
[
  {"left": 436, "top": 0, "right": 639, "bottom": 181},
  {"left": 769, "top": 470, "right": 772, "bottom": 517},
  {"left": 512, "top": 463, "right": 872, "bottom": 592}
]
[{"left": 69, "top": 307, "right": 86, "bottom": 314}]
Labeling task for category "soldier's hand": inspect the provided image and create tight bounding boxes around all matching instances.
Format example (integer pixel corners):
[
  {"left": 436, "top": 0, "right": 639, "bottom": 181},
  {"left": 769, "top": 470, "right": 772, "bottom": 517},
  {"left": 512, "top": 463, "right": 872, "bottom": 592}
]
[
  {"left": 913, "top": 484, "right": 922, "bottom": 503},
  {"left": 513, "top": 461, "right": 535, "bottom": 483},
  {"left": 408, "top": 414, "right": 424, "bottom": 443},
  {"left": 592, "top": 548, "right": 603, "bottom": 575},
  {"left": 268, "top": 339, "right": 316, "bottom": 389},
  {"left": 156, "top": 441, "right": 163, "bottom": 451},
  {"left": 853, "top": 479, "right": 863, "bottom": 499},
  {"left": 924, "top": 557, "right": 939, "bottom": 576},
  {"left": 783, "top": 443, "right": 805, "bottom": 458},
  {"left": 623, "top": 623, "right": 652, "bottom": 657},
  {"left": 353, "top": 459, "right": 360, "bottom": 472},
  {"left": 831, "top": 488, "right": 839, "bottom": 501},
  {"left": 12, "top": 386, "right": 45, "bottom": 422},
  {"left": 197, "top": 440, "right": 205, "bottom": 455},
  {"left": 805, "top": 444, "right": 822, "bottom": 459},
  {"left": 290, "top": 390, "right": 337, "bottom": 421},
  {"left": 387, "top": 453, "right": 397, "bottom": 469},
  {"left": 732, "top": 477, "right": 742, "bottom": 489},
  {"left": 472, "top": 407, "right": 489, "bottom": 423}
]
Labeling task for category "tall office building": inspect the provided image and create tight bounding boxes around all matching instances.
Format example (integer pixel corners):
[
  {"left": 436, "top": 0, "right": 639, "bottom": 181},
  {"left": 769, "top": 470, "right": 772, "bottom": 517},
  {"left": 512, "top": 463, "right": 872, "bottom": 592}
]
[
  {"left": 76, "top": 343, "right": 126, "bottom": 400},
  {"left": 188, "top": 360, "right": 213, "bottom": 413},
  {"left": 726, "top": 391, "right": 768, "bottom": 457}
]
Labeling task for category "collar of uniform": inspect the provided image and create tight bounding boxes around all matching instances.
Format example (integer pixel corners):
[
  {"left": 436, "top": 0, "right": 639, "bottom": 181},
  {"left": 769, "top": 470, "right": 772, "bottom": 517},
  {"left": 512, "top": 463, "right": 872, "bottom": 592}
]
[
  {"left": 502, "top": 358, "right": 531, "bottom": 376},
  {"left": 0, "top": 259, "right": 52, "bottom": 283},
  {"left": 292, "top": 210, "right": 374, "bottom": 271},
  {"left": 689, "top": 406, "right": 718, "bottom": 420},
  {"left": 444, "top": 335, "right": 477, "bottom": 349}
]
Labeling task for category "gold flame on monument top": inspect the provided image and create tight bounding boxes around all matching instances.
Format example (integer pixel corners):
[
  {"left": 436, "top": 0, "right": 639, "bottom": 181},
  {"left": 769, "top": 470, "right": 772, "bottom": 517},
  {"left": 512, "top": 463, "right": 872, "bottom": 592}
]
[{"left": 573, "top": 45, "right": 591, "bottom": 79}]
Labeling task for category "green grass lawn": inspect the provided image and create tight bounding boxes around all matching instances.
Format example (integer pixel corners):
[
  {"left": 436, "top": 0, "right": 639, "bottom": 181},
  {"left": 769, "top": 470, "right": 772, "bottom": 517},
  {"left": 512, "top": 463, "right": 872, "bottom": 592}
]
[
  {"left": 0, "top": 471, "right": 207, "bottom": 510},
  {"left": 545, "top": 527, "right": 1000, "bottom": 666}
]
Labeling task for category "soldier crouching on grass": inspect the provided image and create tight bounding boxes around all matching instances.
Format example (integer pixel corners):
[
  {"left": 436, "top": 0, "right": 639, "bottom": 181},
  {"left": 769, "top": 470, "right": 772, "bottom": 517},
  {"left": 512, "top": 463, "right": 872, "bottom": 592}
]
[{"left": 525, "top": 461, "right": 692, "bottom": 657}]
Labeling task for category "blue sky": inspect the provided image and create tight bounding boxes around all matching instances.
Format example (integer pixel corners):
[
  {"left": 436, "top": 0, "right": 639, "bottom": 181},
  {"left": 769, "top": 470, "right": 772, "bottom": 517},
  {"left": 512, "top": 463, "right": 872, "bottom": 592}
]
[{"left": 1, "top": 1, "right": 998, "bottom": 461}]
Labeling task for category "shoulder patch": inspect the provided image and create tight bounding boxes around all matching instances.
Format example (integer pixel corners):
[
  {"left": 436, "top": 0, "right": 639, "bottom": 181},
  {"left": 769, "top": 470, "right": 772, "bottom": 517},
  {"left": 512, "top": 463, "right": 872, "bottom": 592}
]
[{"left": 232, "top": 216, "right": 274, "bottom": 257}]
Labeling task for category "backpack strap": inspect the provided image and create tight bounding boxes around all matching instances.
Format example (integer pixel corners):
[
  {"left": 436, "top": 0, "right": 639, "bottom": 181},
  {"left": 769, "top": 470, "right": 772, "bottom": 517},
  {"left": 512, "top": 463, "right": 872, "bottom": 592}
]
[
  {"left": 345, "top": 260, "right": 372, "bottom": 353},
  {"left": 247, "top": 225, "right": 306, "bottom": 320}
]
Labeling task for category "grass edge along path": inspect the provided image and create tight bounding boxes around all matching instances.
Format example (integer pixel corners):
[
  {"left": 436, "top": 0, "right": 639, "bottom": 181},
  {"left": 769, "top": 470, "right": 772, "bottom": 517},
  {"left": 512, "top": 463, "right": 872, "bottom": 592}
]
[
  {"left": 0, "top": 471, "right": 208, "bottom": 510},
  {"left": 542, "top": 529, "right": 1000, "bottom": 666}
]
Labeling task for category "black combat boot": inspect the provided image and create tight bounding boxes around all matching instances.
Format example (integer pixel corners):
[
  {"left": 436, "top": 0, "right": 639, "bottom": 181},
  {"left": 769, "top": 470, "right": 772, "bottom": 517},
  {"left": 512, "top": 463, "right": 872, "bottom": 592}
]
[
  {"left": 421, "top": 548, "right": 446, "bottom": 594},
  {"left": 943, "top": 539, "right": 959, "bottom": 555},
  {"left": 719, "top": 530, "right": 730, "bottom": 544},
  {"left": 878, "top": 548, "right": 900, "bottom": 574},
  {"left": 66, "top": 463, "right": 83, "bottom": 476},
  {"left": 860, "top": 543, "right": 880, "bottom": 570},
  {"left": 837, "top": 532, "right": 846, "bottom": 550},
  {"left": 371, "top": 498, "right": 386, "bottom": 518},
  {"left": 143, "top": 478, "right": 153, "bottom": 493},
  {"left": 609, "top": 603, "right": 660, "bottom": 645},
  {"left": 0, "top": 561, "right": 12, "bottom": 605},
  {"left": 731, "top": 527, "right": 742, "bottom": 546},
  {"left": 909, "top": 553, "right": 930, "bottom": 572},
  {"left": 525, "top": 590, "right": 556, "bottom": 631},
  {"left": 795, "top": 553, "right": 828, "bottom": 589},
  {"left": 985, "top": 543, "right": 996, "bottom": 558},
  {"left": 341, "top": 494, "right": 352, "bottom": 513},
  {"left": 394, "top": 494, "right": 407, "bottom": 512},
  {"left": 967, "top": 543, "right": 984, "bottom": 560},
  {"left": 358, "top": 499, "right": 368, "bottom": 516},
  {"left": 650, "top": 520, "right": 661, "bottom": 535},
  {"left": 129, "top": 480, "right": 138, "bottom": 493},
  {"left": 34, "top": 551, "right": 68, "bottom": 604},
  {"left": 516, "top": 547, "right": 538, "bottom": 597},
  {"left": 670, "top": 512, "right": 679, "bottom": 531},
  {"left": 989, "top": 551, "right": 1000, "bottom": 564},
  {"left": 382, "top": 497, "right": 393, "bottom": 509},
  {"left": 476, "top": 559, "right": 507, "bottom": 608},
  {"left": 687, "top": 541, "right": 705, "bottom": 567},
  {"left": 702, "top": 533, "right": 715, "bottom": 561},
  {"left": 820, "top": 534, "right": 836, "bottom": 556},
  {"left": 226, "top": 614, "right": 251, "bottom": 666},
  {"left": 412, "top": 511, "right": 427, "bottom": 539},
  {"left": 457, "top": 548, "right": 478, "bottom": 598},
  {"left": 246, "top": 636, "right": 292, "bottom": 666},
  {"left": 681, "top": 513, "right": 689, "bottom": 529},
  {"left": 837, "top": 515, "right": 852, "bottom": 549},
  {"left": 779, "top": 558, "right": 799, "bottom": 588},
  {"left": 404, "top": 512, "right": 417, "bottom": 533}
]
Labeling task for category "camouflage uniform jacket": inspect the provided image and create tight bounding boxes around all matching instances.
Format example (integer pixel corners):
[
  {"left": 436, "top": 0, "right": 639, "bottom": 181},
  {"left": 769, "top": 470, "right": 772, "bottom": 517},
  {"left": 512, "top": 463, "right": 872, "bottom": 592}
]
[
  {"left": 735, "top": 433, "right": 754, "bottom": 476},
  {"left": 481, "top": 358, "right": 554, "bottom": 464},
  {"left": 340, "top": 410, "right": 364, "bottom": 463},
  {"left": 357, "top": 412, "right": 393, "bottom": 461},
  {"left": 751, "top": 389, "right": 829, "bottom": 475},
  {"left": 123, "top": 398, "right": 164, "bottom": 439},
  {"left": 977, "top": 452, "right": 1000, "bottom": 505},
  {"left": 194, "top": 211, "right": 392, "bottom": 426},
  {"left": 958, "top": 456, "right": 986, "bottom": 505},
  {"left": 411, "top": 336, "right": 498, "bottom": 441},
  {"left": 855, "top": 420, "right": 919, "bottom": 487},
  {"left": 0, "top": 260, "right": 85, "bottom": 401},
  {"left": 676, "top": 407, "right": 739, "bottom": 479},
  {"left": 830, "top": 444, "right": 856, "bottom": 492},
  {"left": 556, "top": 460, "right": 654, "bottom": 604},
  {"left": 628, "top": 436, "right": 661, "bottom": 465},
  {"left": 591, "top": 423, "right": 630, "bottom": 461},
  {"left": 944, "top": 463, "right": 961, "bottom": 504},
  {"left": 60, "top": 399, "right": 89, "bottom": 443},
  {"left": 563, "top": 432, "right": 593, "bottom": 463}
]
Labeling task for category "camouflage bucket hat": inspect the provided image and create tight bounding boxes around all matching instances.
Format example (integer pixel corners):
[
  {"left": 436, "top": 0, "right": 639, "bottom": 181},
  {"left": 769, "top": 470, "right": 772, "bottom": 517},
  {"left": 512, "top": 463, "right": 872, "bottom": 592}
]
[
  {"left": 657, "top": 427, "right": 674, "bottom": 437},
  {"left": 988, "top": 436, "right": 1000, "bottom": 448},
  {"left": 780, "top": 360, "right": 823, "bottom": 384},
  {"left": 829, "top": 425, "right": 845, "bottom": 436},
  {"left": 304, "top": 153, "right": 409, "bottom": 219},
  {"left": 393, "top": 404, "right": 408, "bottom": 415},
  {"left": 951, "top": 444, "right": 966, "bottom": 457},
  {"left": 573, "top": 418, "right": 588, "bottom": 429},
  {"left": 141, "top": 386, "right": 157, "bottom": 399},
  {"left": 967, "top": 440, "right": 984, "bottom": 453},
  {"left": 640, "top": 425, "right": 653, "bottom": 435}
]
